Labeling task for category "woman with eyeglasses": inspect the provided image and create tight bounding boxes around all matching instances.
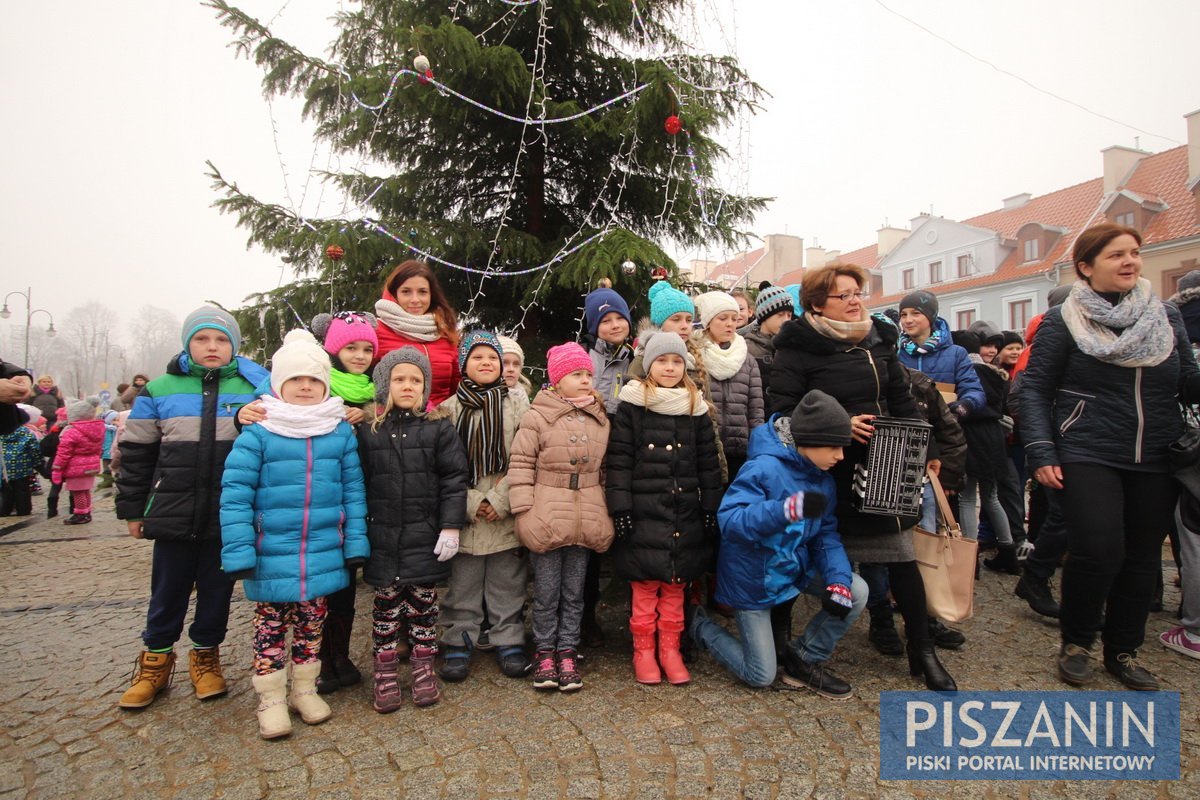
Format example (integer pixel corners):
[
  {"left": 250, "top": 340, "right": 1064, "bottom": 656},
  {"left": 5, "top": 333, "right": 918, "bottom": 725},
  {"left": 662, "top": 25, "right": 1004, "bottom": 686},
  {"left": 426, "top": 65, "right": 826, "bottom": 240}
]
[{"left": 768, "top": 263, "right": 956, "bottom": 690}]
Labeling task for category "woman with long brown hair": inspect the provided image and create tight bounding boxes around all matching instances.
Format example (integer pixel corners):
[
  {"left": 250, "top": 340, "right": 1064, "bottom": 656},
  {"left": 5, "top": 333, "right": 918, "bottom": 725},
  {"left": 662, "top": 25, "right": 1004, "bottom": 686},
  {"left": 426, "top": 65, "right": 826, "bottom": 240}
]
[
  {"left": 375, "top": 260, "right": 461, "bottom": 409},
  {"left": 769, "top": 263, "right": 956, "bottom": 691}
]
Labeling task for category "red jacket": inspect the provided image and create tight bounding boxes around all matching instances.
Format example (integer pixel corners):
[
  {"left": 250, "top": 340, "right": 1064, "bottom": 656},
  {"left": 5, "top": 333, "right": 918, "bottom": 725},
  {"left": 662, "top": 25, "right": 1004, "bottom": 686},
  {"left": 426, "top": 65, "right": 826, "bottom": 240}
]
[
  {"left": 375, "top": 292, "right": 461, "bottom": 409},
  {"left": 52, "top": 419, "right": 105, "bottom": 480}
]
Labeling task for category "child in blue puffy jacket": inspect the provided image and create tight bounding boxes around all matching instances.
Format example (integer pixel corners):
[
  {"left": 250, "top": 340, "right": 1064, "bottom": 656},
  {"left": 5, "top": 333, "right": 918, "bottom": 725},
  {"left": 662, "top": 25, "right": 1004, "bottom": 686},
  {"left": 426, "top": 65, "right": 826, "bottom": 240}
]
[
  {"left": 220, "top": 330, "right": 369, "bottom": 740},
  {"left": 690, "top": 390, "right": 867, "bottom": 699}
]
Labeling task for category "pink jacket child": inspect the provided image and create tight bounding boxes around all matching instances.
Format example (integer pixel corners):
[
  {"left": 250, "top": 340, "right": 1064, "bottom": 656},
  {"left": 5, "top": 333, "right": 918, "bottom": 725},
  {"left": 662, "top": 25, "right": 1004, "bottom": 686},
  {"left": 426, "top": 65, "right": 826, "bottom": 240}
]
[{"left": 52, "top": 400, "right": 105, "bottom": 524}]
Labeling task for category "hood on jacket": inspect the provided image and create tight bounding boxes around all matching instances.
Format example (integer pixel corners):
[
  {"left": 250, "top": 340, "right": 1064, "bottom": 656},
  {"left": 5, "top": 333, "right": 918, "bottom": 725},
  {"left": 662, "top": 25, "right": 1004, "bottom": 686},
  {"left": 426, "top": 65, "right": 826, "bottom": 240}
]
[
  {"left": 745, "top": 414, "right": 826, "bottom": 479},
  {"left": 67, "top": 417, "right": 107, "bottom": 443}
]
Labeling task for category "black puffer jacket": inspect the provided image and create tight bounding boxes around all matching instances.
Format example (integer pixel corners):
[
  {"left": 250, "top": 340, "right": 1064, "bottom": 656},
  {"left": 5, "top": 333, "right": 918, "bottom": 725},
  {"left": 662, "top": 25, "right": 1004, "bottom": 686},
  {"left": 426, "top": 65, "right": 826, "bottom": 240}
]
[
  {"left": 904, "top": 366, "right": 966, "bottom": 492},
  {"left": 356, "top": 409, "right": 469, "bottom": 588},
  {"left": 1019, "top": 303, "right": 1200, "bottom": 471},
  {"left": 962, "top": 360, "right": 1011, "bottom": 481},
  {"left": 606, "top": 401, "right": 724, "bottom": 582},
  {"left": 769, "top": 314, "right": 921, "bottom": 538}
]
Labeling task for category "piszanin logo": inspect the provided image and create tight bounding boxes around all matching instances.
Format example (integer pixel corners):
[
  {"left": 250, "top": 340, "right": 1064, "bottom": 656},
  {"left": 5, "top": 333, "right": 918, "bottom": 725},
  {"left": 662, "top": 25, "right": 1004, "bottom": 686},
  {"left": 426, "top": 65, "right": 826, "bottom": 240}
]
[{"left": 879, "top": 691, "right": 1180, "bottom": 780}]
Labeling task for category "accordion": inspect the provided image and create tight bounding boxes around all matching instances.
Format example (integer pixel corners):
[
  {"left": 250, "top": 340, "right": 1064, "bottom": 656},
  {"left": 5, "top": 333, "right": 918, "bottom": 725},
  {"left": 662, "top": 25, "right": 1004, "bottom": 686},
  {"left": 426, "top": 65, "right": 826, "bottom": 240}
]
[{"left": 852, "top": 417, "right": 932, "bottom": 516}]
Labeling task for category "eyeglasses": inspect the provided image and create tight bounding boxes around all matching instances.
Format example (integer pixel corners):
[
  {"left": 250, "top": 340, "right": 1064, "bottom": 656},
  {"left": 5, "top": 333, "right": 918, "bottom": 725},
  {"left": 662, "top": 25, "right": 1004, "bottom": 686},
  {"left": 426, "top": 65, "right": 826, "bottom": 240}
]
[{"left": 828, "top": 291, "right": 866, "bottom": 302}]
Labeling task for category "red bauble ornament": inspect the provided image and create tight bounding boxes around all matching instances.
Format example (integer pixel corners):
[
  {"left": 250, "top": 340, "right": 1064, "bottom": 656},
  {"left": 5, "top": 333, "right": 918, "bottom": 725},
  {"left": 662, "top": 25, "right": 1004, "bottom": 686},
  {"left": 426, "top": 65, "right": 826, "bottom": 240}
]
[
  {"left": 418, "top": 69, "right": 434, "bottom": 85},
  {"left": 325, "top": 244, "right": 345, "bottom": 261},
  {"left": 664, "top": 115, "right": 682, "bottom": 135}
]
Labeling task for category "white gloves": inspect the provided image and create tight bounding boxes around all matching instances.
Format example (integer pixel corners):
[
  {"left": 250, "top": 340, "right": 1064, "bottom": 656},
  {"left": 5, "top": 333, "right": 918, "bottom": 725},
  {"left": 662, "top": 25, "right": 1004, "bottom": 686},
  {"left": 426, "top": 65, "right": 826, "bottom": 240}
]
[{"left": 434, "top": 529, "right": 461, "bottom": 562}]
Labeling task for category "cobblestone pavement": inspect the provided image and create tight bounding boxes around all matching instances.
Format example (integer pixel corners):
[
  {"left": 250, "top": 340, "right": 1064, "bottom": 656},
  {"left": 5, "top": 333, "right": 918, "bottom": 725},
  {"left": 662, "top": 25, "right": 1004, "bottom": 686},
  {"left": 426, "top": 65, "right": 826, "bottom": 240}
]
[{"left": 1, "top": 492, "right": 1195, "bottom": 799}]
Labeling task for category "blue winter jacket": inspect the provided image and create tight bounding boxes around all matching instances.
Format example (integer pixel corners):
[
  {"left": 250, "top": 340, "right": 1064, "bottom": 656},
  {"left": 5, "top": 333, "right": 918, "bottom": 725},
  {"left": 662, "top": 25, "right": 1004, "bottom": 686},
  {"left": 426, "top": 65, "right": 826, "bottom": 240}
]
[
  {"left": 220, "top": 421, "right": 370, "bottom": 603},
  {"left": 715, "top": 415, "right": 853, "bottom": 610},
  {"left": 897, "top": 317, "right": 986, "bottom": 413}
]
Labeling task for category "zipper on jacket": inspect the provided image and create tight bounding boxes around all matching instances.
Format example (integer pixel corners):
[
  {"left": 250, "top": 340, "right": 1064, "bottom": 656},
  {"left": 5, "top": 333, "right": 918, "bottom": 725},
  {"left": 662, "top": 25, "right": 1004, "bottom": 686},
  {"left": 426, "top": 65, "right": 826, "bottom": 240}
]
[
  {"left": 144, "top": 477, "right": 163, "bottom": 516},
  {"left": 1059, "top": 401, "right": 1086, "bottom": 436},
  {"left": 299, "top": 438, "right": 313, "bottom": 599},
  {"left": 1134, "top": 367, "right": 1144, "bottom": 463},
  {"left": 851, "top": 346, "right": 885, "bottom": 416},
  {"left": 255, "top": 512, "right": 265, "bottom": 553}
]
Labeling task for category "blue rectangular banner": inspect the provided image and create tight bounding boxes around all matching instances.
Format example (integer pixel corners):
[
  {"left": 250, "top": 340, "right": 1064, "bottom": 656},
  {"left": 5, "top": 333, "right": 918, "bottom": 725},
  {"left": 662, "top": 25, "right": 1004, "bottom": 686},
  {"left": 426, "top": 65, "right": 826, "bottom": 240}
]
[{"left": 879, "top": 691, "right": 1180, "bottom": 780}]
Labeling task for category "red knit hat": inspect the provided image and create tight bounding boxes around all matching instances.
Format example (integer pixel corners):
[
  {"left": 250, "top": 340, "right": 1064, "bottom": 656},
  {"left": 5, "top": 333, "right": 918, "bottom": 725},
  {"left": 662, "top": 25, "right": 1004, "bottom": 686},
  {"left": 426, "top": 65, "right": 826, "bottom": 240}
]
[{"left": 546, "top": 342, "right": 594, "bottom": 386}]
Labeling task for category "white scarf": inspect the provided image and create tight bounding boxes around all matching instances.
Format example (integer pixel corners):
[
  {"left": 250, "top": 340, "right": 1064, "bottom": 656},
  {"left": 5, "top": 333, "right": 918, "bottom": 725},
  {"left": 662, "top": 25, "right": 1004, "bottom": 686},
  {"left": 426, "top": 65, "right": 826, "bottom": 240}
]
[
  {"left": 618, "top": 380, "right": 709, "bottom": 416},
  {"left": 693, "top": 332, "right": 748, "bottom": 381},
  {"left": 375, "top": 298, "right": 440, "bottom": 342},
  {"left": 1061, "top": 278, "right": 1173, "bottom": 368},
  {"left": 258, "top": 395, "right": 346, "bottom": 439}
]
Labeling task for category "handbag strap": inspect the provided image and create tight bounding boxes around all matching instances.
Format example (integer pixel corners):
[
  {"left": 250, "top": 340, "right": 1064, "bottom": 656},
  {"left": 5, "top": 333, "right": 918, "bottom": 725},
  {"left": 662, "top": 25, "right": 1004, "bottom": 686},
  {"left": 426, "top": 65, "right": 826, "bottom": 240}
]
[{"left": 927, "top": 469, "right": 963, "bottom": 539}]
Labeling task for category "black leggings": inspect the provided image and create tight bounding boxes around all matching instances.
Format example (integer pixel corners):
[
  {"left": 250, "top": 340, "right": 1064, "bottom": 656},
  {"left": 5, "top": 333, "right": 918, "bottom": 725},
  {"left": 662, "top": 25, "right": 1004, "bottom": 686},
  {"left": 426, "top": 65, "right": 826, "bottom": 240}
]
[
  {"left": 1058, "top": 463, "right": 1176, "bottom": 656},
  {"left": 885, "top": 560, "right": 931, "bottom": 644}
]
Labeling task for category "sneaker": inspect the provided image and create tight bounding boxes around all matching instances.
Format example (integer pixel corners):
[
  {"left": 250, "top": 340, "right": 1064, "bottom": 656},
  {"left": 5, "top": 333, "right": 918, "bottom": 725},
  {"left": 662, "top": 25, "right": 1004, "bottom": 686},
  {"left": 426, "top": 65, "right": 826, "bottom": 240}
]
[
  {"left": 475, "top": 628, "right": 494, "bottom": 651},
  {"left": 929, "top": 619, "right": 966, "bottom": 650},
  {"left": 1015, "top": 573, "right": 1060, "bottom": 618},
  {"left": 1057, "top": 643, "right": 1093, "bottom": 687},
  {"left": 781, "top": 648, "right": 852, "bottom": 700},
  {"left": 557, "top": 650, "right": 583, "bottom": 692},
  {"left": 1104, "top": 652, "right": 1160, "bottom": 691},
  {"left": 439, "top": 645, "right": 471, "bottom": 682},
  {"left": 531, "top": 649, "right": 558, "bottom": 690},
  {"left": 497, "top": 646, "right": 530, "bottom": 678},
  {"left": 868, "top": 620, "right": 904, "bottom": 656},
  {"left": 1159, "top": 626, "right": 1200, "bottom": 660}
]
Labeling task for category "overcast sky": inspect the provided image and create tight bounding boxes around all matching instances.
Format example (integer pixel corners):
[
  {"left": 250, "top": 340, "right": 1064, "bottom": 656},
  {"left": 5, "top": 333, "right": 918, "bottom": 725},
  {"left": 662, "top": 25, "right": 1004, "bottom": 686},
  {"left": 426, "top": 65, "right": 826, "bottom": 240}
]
[{"left": 1, "top": 0, "right": 1197, "bottom": 349}]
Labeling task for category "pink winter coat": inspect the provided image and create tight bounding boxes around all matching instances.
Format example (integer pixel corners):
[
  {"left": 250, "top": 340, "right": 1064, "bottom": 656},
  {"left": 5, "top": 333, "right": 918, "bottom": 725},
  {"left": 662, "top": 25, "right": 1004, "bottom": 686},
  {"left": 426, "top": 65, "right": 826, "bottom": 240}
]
[{"left": 52, "top": 419, "right": 105, "bottom": 481}]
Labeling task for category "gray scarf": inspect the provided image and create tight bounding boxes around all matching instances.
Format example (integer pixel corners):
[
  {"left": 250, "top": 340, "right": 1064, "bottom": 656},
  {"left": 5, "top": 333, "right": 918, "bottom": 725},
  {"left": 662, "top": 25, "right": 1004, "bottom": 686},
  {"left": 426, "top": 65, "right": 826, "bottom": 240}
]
[{"left": 1061, "top": 278, "right": 1173, "bottom": 368}]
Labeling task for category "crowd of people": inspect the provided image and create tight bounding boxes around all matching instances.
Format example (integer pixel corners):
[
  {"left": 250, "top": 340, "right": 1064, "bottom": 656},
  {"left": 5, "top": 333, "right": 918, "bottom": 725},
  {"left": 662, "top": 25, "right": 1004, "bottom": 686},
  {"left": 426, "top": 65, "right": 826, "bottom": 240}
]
[{"left": 1, "top": 222, "right": 1196, "bottom": 741}]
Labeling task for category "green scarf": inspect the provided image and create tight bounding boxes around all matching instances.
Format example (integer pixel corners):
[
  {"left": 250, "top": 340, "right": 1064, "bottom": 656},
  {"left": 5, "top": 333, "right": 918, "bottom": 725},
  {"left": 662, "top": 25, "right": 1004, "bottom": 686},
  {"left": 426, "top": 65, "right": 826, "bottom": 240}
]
[{"left": 329, "top": 368, "right": 375, "bottom": 405}]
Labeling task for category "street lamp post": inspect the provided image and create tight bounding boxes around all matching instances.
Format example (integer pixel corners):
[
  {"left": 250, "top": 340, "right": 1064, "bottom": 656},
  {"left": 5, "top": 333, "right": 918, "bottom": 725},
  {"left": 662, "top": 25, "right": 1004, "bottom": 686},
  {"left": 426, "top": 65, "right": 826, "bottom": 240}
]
[{"left": 1, "top": 287, "right": 56, "bottom": 374}]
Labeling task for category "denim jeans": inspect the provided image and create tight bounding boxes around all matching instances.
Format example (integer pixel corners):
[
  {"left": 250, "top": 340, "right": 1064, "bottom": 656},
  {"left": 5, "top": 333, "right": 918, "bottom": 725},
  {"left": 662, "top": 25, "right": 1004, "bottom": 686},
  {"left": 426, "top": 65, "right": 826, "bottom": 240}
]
[
  {"left": 691, "top": 572, "right": 868, "bottom": 688},
  {"left": 958, "top": 476, "right": 1012, "bottom": 544},
  {"left": 918, "top": 481, "right": 937, "bottom": 532}
]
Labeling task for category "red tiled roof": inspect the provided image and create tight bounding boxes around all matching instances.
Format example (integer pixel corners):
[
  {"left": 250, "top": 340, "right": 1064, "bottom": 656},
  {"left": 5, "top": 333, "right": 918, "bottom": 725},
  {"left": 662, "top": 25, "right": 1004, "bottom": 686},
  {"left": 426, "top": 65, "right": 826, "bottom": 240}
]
[
  {"left": 708, "top": 247, "right": 765, "bottom": 279},
  {"left": 832, "top": 243, "right": 880, "bottom": 271},
  {"left": 866, "top": 145, "right": 1199, "bottom": 308},
  {"left": 776, "top": 267, "right": 804, "bottom": 286}
]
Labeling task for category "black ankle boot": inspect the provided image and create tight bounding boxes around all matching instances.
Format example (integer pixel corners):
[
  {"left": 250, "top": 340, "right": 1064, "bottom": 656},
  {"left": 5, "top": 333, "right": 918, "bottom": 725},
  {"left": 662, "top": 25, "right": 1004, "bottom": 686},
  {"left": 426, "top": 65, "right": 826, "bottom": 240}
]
[
  {"left": 983, "top": 545, "right": 1021, "bottom": 575},
  {"left": 907, "top": 640, "right": 957, "bottom": 691}
]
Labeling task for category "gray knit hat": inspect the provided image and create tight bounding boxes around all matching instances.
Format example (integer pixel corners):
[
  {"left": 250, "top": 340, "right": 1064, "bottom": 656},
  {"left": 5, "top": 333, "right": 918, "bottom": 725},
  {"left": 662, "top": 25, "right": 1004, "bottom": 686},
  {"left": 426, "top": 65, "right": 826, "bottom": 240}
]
[
  {"left": 899, "top": 290, "right": 939, "bottom": 330},
  {"left": 181, "top": 306, "right": 241, "bottom": 357},
  {"left": 790, "top": 390, "right": 852, "bottom": 448},
  {"left": 372, "top": 346, "right": 432, "bottom": 409},
  {"left": 67, "top": 399, "right": 96, "bottom": 423},
  {"left": 642, "top": 331, "right": 689, "bottom": 370},
  {"left": 755, "top": 284, "right": 794, "bottom": 324}
]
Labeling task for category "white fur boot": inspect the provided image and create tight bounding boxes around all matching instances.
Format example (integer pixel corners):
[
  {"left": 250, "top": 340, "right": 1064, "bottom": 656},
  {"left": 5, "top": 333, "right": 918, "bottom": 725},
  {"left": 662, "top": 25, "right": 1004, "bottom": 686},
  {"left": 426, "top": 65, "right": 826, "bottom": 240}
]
[
  {"left": 251, "top": 669, "right": 292, "bottom": 740},
  {"left": 288, "top": 661, "right": 332, "bottom": 724}
]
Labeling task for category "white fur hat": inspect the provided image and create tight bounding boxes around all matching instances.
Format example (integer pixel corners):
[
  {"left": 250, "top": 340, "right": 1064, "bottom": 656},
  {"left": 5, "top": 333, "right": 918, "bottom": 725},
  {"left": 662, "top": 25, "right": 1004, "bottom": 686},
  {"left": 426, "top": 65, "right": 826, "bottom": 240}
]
[
  {"left": 693, "top": 291, "right": 740, "bottom": 329},
  {"left": 270, "top": 329, "right": 331, "bottom": 400}
]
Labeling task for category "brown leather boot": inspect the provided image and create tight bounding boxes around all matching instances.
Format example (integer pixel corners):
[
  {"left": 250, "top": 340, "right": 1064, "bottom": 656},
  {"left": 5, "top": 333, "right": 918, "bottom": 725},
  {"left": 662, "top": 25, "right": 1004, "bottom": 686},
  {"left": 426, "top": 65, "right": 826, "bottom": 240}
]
[
  {"left": 118, "top": 651, "right": 176, "bottom": 709},
  {"left": 189, "top": 647, "right": 227, "bottom": 700}
]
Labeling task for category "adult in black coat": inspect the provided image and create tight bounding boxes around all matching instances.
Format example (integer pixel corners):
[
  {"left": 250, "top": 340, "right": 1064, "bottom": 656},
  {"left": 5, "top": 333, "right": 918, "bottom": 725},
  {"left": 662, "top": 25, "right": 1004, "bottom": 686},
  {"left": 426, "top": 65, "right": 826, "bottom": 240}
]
[
  {"left": 1019, "top": 224, "right": 1200, "bottom": 691},
  {"left": 769, "top": 263, "right": 955, "bottom": 691}
]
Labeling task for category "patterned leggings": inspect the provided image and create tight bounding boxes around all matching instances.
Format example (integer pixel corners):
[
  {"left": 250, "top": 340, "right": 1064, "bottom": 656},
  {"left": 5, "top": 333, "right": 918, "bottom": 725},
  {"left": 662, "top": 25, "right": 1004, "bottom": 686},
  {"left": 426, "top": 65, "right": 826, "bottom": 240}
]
[
  {"left": 252, "top": 598, "right": 327, "bottom": 675},
  {"left": 70, "top": 489, "right": 92, "bottom": 515},
  {"left": 373, "top": 583, "right": 438, "bottom": 654}
]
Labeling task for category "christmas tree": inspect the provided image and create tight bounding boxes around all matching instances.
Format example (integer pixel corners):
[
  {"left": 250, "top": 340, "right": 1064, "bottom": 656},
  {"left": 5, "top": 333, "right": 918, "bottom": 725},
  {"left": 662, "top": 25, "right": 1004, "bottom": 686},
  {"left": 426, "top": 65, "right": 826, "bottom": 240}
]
[{"left": 207, "top": 0, "right": 765, "bottom": 358}]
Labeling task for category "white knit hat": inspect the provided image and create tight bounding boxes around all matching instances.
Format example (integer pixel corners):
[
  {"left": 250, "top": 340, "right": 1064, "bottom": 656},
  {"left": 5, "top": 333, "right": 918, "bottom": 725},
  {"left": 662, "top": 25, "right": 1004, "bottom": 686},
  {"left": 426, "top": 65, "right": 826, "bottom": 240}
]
[
  {"left": 693, "top": 291, "right": 740, "bottom": 329},
  {"left": 270, "top": 329, "right": 331, "bottom": 400},
  {"left": 496, "top": 334, "right": 525, "bottom": 365}
]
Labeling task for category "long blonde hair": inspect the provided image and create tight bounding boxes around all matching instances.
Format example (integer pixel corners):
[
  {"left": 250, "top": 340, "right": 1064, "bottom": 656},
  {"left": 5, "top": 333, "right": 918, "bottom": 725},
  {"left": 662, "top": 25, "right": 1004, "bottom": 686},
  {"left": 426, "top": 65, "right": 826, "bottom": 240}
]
[{"left": 369, "top": 390, "right": 424, "bottom": 432}]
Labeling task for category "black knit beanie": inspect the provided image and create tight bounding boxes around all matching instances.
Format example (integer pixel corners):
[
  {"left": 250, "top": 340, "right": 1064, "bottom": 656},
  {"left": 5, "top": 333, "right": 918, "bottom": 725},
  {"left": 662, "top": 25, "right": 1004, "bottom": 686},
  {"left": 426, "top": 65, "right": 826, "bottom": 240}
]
[
  {"left": 899, "top": 290, "right": 939, "bottom": 330},
  {"left": 790, "top": 390, "right": 852, "bottom": 448}
]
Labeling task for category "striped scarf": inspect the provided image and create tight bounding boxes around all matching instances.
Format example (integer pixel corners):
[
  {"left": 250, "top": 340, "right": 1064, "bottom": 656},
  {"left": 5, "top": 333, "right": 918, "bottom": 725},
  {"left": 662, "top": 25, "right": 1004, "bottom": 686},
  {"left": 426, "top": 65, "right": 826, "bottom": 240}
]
[{"left": 455, "top": 377, "right": 508, "bottom": 485}]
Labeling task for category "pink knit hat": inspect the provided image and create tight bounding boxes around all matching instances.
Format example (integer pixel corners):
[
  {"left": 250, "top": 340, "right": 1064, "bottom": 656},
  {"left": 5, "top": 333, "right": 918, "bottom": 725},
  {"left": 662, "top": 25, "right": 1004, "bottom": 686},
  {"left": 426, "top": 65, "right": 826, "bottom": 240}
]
[
  {"left": 546, "top": 342, "right": 594, "bottom": 386},
  {"left": 311, "top": 311, "right": 379, "bottom": 357}
]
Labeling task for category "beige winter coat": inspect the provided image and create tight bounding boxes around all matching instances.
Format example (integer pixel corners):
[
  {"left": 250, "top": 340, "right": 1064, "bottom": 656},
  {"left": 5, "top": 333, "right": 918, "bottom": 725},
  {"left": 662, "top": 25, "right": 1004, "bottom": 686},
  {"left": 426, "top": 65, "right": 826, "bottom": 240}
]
[
  {"left": 508, "top": 390, "right": 615, "bottom": 555},
  {"left": 429, "top": 391, "right": 527, "bottom": 556}
]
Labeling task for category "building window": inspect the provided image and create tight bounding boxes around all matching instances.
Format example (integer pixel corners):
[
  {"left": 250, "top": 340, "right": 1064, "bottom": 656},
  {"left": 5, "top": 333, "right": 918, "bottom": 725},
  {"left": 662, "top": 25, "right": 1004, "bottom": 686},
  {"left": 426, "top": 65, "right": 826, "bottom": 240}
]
[
  {"left": 1009, "top": 299, "right": 1033, "bottom": 331},
  {"left": 1023, "top": 239, "right": 1040, "bottom": 262},
  {"left": 956, "top": 309, "right": 976, "bottom": 330},
  {"left": 929, "top": 261, "right": 943, "bottom": 284},
  {"left": 956, "top": 254, "right": 971, "bottom": 278},
  {"left": 1115, "top": 211, "right": 1135, "bottom": 228},
  {"left": 902, "top": 268, "right": 915, "bottom": 290}
]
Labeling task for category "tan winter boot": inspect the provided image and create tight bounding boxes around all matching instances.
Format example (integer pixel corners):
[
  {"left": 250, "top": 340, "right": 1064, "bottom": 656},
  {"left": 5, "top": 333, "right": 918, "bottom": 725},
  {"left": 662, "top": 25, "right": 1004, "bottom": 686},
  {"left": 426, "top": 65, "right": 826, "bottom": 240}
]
[
  {"left": 252, "top": 669, "right": 292, "bottom": 740},
  {"left": 189, "top": 647, "right": 227, "bottom": 700},
  {"left": 288, "top": 661, "right": 332, "bottom": 725},
  {"left": 118, "top": 651, "right": 176, "bottom": 709}
]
